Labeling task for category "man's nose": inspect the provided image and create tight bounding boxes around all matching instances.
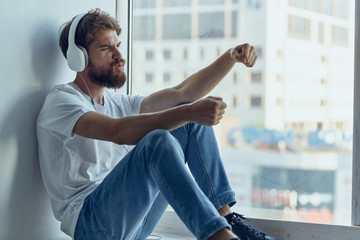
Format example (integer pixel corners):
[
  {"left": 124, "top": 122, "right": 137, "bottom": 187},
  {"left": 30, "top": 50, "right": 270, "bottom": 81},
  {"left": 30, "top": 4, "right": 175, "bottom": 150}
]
[{"left": 113, "top": 47, "right": 122, "bottom": 59}]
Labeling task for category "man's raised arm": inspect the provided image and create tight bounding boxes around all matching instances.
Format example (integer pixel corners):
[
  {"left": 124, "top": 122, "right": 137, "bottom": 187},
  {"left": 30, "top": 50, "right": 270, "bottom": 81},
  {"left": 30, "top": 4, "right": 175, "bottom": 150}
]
[{"left": 140, "top": 44, "right": 257, "bottom": 114}]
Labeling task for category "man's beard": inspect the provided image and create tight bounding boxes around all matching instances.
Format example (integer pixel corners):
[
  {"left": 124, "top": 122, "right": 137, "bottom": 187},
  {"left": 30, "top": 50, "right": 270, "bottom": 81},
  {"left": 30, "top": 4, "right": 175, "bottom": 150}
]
[{"left": 88, "top": 59, "right": 127, "bottom": 89}]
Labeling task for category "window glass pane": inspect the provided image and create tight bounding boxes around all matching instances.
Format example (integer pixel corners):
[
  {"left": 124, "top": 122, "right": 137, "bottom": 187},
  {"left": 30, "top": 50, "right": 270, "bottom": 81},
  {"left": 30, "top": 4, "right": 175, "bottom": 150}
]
[
  {"left": 133, "top": 0, "right": 155, "bottom": 9},
  {"left": 232, "top": 11, "right": 238, "bottom": 38},
  {"left": 163, "top": 0, "right": 191, "bottom": 7},
  {"left": 288, "top": 15, "right": 311, "bottom": 40},
  {"left": 134, "top": 16, "right": 155, "bottom": 40},
  {"left": 247, "top": 0, "right": 263, "bottom": 9},
  {"left": 199, "top": 12, "right": 225, "bottom": 38},
  {"left": 131, "top": 0, "right": 355, "bottom": 225},
  {"left": 199, "top": 0, "right": 225, "bottom": 5},
  {"left": 163, "top": 14, "right": 191, "bottom": 39}
]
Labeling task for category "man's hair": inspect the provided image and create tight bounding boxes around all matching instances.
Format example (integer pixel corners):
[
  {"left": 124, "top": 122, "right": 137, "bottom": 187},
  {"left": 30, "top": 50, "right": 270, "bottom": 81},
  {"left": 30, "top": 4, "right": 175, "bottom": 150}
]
[{"left": 59, "top": 8, "right": 121, "bottom": 59}]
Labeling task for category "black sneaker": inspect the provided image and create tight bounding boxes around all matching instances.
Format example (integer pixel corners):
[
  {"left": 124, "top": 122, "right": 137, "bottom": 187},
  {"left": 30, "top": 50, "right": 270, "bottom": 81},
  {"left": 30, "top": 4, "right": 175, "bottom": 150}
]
[{"left": 225, "top": 212, "right": 278, "bottom": 240}]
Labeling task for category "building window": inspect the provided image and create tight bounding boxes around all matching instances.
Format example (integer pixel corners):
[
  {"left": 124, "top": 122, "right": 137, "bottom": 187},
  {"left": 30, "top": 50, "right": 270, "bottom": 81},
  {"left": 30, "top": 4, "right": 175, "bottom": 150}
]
[
  {"left": 251, "top": 72, "right": 262, "bottom": 84},
  {"left": 183, "top": 49, "right": 188, "bottom": 60},
  {"left": 288, "top": 15, "right": 311, "bottom": 40},
  {"left": 233, "top": 72, "right": 238, "bottom": 84},
  {"left": 146, "top": 50, "right": 154, "bottom": 61},
  {"left": 199, "top": 0, "right": 225, "bottom": 5},
  {"left": 134, "top": 15, "right": 155, "bottom": 40},
  {"left": 233, "top": 96, "right": 238, "bottom": 108},
  {"left": 133, "top": 0, "right": 156, "bottom": 9},
  {"left": 199, "top": 12, "right": 225, "bottom": 38},
  {"left": 334, "top": 0, "right": 349, "bottom": 19},
  {"left": 232, "top": 11, "right": 238, "bottom": 38},
  {"left": 163, "top": 14, "right": 191, "bottom": 40},
  {"left": 247, "top": 0, "right": 263, "bottom": 9},
  {"left": 200, "top": 48, "right": 205, "bottom": 59},
  {"left": 163, "top": 0, "right": 191, "bottom": 7},
  {"left": 318, "top": 22, "right": 325, "bottom": 44},
  {"left": 145, "top": 73, "right": 153, "bottom": 83},
  {"left": 332, "top": 25, "right": 348, "bottom": 47},
  {"left": 320, "top": 99, "right": 327, "bottom": 107},
  {"left": 163, "top": 49, "right": 171, "bottom": 60},
  {"left": 163, "top": 72, "right": 171, "bottom": 83},
  {"left": 250, "top": 96, "right": 262, "bottom": 107}
]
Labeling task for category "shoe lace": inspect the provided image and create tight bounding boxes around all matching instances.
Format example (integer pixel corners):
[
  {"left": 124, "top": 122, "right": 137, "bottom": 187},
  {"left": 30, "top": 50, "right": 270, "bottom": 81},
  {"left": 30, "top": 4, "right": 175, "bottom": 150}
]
[{"left": 230, "top": 212, "right": 265, "bottom": 239}]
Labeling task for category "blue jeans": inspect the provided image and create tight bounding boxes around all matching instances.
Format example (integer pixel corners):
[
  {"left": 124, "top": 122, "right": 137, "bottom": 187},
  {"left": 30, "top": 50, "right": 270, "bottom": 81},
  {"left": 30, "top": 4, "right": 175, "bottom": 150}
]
[{"left": 74, "top": 123, "right": 236, "bottom": 240}]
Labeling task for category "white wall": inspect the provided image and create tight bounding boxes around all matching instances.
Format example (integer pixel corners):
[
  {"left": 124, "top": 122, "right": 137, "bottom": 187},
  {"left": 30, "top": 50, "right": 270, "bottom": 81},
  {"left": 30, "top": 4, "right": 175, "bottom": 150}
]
[{"left": 0, "top": 1, "right": 116, "bottom": 239}]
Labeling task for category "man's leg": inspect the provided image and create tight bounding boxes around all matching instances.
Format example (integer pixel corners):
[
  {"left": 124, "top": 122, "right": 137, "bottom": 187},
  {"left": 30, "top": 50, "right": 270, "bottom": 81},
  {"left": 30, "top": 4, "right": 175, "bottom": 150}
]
[
  {"left": 170, "top": 124, "right": 278, "bottom": 240},
  {"left": 170, "top": 123, "right": 236, "bottom": 210},
  {"left": 74, "top": 129, "right": 230, "bottom": 240}
]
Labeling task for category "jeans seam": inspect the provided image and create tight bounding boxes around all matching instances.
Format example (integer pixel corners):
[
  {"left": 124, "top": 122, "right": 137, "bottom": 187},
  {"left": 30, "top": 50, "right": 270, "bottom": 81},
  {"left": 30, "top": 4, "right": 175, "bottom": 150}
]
[{"left": 191, "top": 124, "right": 219, "bottom": 206}]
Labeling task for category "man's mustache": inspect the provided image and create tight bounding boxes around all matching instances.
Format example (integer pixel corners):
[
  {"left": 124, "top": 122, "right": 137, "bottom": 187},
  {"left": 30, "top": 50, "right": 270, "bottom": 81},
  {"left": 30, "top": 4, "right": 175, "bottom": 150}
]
[{"left": 112, "top": 58, "right": 126, "bottom": 66}]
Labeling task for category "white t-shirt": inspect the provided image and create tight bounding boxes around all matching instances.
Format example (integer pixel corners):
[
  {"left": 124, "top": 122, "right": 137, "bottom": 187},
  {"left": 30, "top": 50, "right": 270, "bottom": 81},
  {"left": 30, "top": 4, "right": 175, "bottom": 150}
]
[{"left": 36, "top": 82, "right": 144, "bottom": 238}]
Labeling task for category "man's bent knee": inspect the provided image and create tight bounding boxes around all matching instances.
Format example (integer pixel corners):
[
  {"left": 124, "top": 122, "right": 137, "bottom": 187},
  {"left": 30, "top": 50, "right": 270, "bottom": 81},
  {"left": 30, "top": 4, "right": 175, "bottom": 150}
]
[{"left": 143, "top": 129, "right": 183, "bottom": 158}]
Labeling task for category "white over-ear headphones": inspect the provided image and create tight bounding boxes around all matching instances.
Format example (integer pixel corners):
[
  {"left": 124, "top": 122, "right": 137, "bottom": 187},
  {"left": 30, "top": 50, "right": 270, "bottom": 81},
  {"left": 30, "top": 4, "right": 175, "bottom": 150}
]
[{"left": 67, "top": 13, "right": 89, "bottom": 72}]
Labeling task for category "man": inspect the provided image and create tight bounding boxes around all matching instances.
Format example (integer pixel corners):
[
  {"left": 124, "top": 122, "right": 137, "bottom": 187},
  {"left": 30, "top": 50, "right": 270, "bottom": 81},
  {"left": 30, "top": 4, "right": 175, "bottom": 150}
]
[{"left": 37, "top": 8, "right": 277, "bottom": 240}]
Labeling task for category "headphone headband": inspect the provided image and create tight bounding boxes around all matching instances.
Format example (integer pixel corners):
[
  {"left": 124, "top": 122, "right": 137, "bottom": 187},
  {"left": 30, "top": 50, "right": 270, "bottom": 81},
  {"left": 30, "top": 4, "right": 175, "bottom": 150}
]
[{"left": 66, "top": 13, "right": 88, "bottom": 72}]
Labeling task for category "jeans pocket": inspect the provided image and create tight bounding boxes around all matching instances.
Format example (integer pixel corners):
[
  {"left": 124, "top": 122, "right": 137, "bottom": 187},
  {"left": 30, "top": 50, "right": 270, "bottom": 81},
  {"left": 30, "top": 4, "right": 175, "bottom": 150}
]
[{"left": 74, "top": 229, "right": 119, "bottom": 240}]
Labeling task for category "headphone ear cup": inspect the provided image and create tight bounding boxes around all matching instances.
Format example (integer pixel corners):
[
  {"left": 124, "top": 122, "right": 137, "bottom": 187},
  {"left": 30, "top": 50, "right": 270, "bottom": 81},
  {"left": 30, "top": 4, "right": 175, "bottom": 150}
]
[
  {"left": 66, "top": 13, "right": 88, "bottom": 72},
  {"left": 67, "top": 44, "right": 88, "bottom": 72}
]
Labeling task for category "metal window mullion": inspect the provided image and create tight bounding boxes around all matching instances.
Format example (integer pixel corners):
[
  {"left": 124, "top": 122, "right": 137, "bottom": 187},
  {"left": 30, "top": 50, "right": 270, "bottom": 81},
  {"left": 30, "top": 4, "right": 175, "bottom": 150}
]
[
  {"left": 116, "top": 0, "right": 133, "bottom": 95},
  {"left": 126, "top": 0, "right": 133, "bottom": 95},
  {"left": 352, "top": 0, "right": 360, "bottom": 227}
]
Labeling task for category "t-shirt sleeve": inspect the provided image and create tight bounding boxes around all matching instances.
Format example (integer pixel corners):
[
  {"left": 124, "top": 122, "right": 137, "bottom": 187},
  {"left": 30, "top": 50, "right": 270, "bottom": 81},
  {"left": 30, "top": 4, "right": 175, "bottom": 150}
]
[
  {"left": 37, "top": 87, "right": 94, "bottom": 138},
  {"left": 113, "top": 94, "right": 145, "bottom": 116},
  {"left": 127, "top": 94, "right": 145, "bottom": 115}
]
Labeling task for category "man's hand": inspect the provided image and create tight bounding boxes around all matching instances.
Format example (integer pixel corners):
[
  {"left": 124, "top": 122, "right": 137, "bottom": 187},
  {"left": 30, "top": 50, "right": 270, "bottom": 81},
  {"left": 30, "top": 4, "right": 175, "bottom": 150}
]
[
  {"left": 187, "top": 96, "right": 227, "bottom": 126},
  {"left": 230, "top": 43, "right": 257, "bottom": 67}
]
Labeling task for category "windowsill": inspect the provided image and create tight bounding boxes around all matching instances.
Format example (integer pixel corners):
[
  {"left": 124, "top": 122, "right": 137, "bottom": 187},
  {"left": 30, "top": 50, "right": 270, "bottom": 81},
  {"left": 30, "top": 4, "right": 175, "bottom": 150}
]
[{"left": 153, "top": 210, "right": 360, "bottom": 240}]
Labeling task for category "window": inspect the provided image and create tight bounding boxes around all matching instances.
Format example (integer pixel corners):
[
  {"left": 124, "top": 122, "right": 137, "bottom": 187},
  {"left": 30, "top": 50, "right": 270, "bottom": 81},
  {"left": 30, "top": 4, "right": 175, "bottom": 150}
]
[
  {"left": 332, "top": 25, "right": 349, "bottom": 47},
  {"left": 231, "top": 11, "right": 238, "bottom": 38},
  {"left": 183, "top": 49, "right": 188, "bottom": 60},
  {"left": 318, "top": 22, "right": 325, "bottom": 44},
  {"left": 163, "top": 72, "right": 171, "bottom": 83},
  {"left": 129, "top": 0, "right": 356, "bottom": 233},
  {"left": 163, "top": 49, "right": 171, "bottom": 60},
  {"left": 163, "top": 14, "right": 191, "bottom": 40},
  {"left": 250, "top": 96, "right": 262, "bottom": 107},
  {"left": 199, "top": 0, "right": 225, "bottom": 5},
  {"left": 145, "top": 72, "right": 153, "bottom": 83},
  {"left": 251, "top": 72, "right": 262, "bottom": 84},
  {"left": 146, "top": 50, "right": 154, "bottom": 61},
  {"left": 334, "top": 0, "right": 349, "bottom": 19},
  {"left": 247, "top": 0, "right": 263, "bottom": 9},
  {"left": 233, "top": 96, "right": 238, "bottom": 108},
  {"left": 288, "top": 15, "right": 311, "bottom": 40},
  {"left": 199, "top": 12, "right": 225, "bottom": 39},
  {"left": 133, "top": 15, "right": 155, "bottom": 40},
  {"left": 163, "top": 0, "right": 191, "bottom": 7},
  {"left": 233, "top": 73, "right": 238, "bottom": 84}
]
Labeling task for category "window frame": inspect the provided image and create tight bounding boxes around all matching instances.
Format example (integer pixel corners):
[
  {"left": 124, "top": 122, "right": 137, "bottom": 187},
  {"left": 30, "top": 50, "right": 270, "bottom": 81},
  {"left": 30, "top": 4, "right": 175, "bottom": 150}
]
[{"left": 118, "top": 0, "right": 360, "bottom": 237}]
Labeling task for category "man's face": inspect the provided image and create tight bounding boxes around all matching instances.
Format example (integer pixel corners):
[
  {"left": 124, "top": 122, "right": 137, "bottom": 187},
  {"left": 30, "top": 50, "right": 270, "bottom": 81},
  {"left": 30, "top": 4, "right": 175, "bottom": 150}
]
[{"left": 87, "top": 29, "right": 126, "bottom": 89}]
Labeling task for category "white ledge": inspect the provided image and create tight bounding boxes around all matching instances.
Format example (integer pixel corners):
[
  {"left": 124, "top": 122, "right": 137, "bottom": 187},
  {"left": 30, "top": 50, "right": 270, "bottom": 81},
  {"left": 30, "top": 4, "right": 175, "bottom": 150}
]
[{"left": 153, "top": 210, "right": 360, "bottom": 240}]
